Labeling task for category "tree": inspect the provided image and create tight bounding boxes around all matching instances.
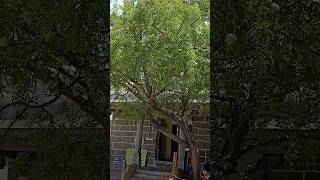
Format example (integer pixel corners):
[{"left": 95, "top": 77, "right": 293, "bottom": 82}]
[
  {"left": 111, "top": 0, "right": 209, "bottom": 179},
  {"left": 0, "top": 0, "right": 109, "bottom": 177},
  {"left": 9, "top": 129, "right": 107, "bottom": 180},
  {"left": 211, "top": 0, "right": 320, "bottom": 179}
]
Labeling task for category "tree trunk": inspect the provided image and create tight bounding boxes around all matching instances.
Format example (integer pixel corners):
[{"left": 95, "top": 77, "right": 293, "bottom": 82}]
[
  {"left": 190, "top": 143, "right": 200, "bottom": 180},
  {"left": 134, "top": 120, "right": 143, "bottom": 167},
  {"left": 211, "top": 160, "right": 230, "bottom": 180},
  {"left": 147, "top": 103, "right": 202, "bottom": 178},
  {"left": 104, "top": 128, "right": 110, "bottom": 178},
  {"left": 177, "top": 129, "right": 185, "bottom": 170}
]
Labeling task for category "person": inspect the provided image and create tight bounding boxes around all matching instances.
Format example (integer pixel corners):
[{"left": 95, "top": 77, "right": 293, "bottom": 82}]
[
  {"left": 201, "top": 162, "right": 210, "bottom": 180},
  {"left": 185, "top": 163, "right": 192, "bottom": 175},
  {"left": 204, "top": 162, "right": 210, "bottom": 172}
]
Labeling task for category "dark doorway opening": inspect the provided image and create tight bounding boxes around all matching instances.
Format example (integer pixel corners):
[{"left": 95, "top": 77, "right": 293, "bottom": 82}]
[
  {"left": 157, "top": 120, "right": 179, "bottom": 162},
  {"left": 170, "top": 125, "right": 179, "bottom": 161}
]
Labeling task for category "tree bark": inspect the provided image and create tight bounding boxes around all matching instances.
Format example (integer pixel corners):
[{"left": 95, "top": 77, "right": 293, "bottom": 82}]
[
  {"left": 148, "top": 103, "right": 202, "bottom": 179},
  {"left": 212, "top": 107, "right": 252, "bottom": 180},
  {"left": 190, "top": 143, "right": 200, "bottom": 180},
  {"left": 134, "top": 119, "right": 143, "bottom": 167},
  {"left": 177, "top": 130, "right": 185, "bottom": 170}
]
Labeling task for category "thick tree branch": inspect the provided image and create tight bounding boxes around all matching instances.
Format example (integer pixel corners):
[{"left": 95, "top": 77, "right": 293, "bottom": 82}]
[
  {"left": 148, "top": 114, "right": 187, "bottom": 147},
  {"left": 39, "top": 106, "right": 56, "bottom": 128},
  {"left": 128, "top": 78, "right": 148, "bottom": 97},
  {"left": 154, "top": 88, "right": 168, "bottom": 97},
  {"left": 51, "top": 66, "right": 91, "bottom": 95},
  {"left": 28, "top": 95, "right": 61, "bottom": 108},
  {"left": 123, "top": 85, "right": 197, "bottom": 148},
  {"left": 178, "top": 95, "right": 189, "bottom": 117},
  {"left": 58, "top": 80, "right": 106, "bottom": 129},
  {"left": 0, "top": 103, "right": 20, "bottom": 112},
  {"left": 143, "top": 74, "right": 153, "bottom": 98},
  {"left": 122, "top": 83, "right": 146, "bottom": 102},
  {"left": 1, "top": 106, "right": 28, "bottom": 150}
]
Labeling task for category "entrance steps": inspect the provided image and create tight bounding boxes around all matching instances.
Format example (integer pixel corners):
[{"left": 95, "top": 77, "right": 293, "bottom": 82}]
[
  {"left": 130, "top": 169, "right": 170, "bottom": 180},
  {"left": 130, "top": 166, "right": 171, "bottom": 180},
  {"left": 155, "top": 160, "right": 172, "bottom": 172}
]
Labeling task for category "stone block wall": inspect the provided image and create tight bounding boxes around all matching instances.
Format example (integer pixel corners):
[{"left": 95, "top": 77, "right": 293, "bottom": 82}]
[
  {"left": 191, "top": 115, "right": 210, "bottom": 163},
  {"left": 110, "top": 112, "right": 210, "bottom": 166},
  {"left": 110, "top": 116, "right": 158, "bottom": 166}
]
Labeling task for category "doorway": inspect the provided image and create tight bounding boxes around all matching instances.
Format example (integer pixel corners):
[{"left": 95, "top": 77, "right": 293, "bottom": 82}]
[{"left": 157, "top": 120, "right": 179, "bottom": 162}]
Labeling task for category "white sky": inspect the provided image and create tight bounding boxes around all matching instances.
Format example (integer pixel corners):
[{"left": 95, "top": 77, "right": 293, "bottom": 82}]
[
  {"left": 110, "top": 0, "right": 124, "bottom": 14},
  {"left": 110, "top": 0, "right": 123, "bottom": 7}
]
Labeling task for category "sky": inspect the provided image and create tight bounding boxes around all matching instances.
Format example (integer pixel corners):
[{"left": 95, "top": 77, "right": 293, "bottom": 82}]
[
  {"left": 110, "top": 0, "right": 124, "bottom": 14},
  {"left": 110, "top": 0, "right": 123, "bottom": 7}
]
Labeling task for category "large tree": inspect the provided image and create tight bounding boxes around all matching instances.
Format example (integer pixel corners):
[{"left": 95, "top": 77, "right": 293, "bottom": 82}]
[
  {"left": 211, "top": 0, "right": 320, "bottom": 179},
  {"left": 0, "top": 0, "right": 109, "bottom": 177},
  {"left": 111, "top": 0, "right": 209, "bottom": 179}
]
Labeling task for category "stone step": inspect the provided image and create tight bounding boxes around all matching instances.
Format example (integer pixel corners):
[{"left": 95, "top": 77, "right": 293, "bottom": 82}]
[
  {"left": 140, "top": 166, "right": 171, "bottom": 172},
  {"left": 136, "top": 169, "right": 170, "bottom": 176},
  {"left": 130, "top": 178, "right": 169, "bottom": 180},
  {"left": 154, "top": 161, "right": 172, "bottom": 171},
  {"left": 131, "top": 173, "right": 169, "bottom": 180},
  {"left": 155, "top": 160, "right": 172, "bottom": 166}
]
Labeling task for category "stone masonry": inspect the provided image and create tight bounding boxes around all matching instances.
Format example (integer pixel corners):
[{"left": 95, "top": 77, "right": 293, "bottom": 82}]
[
  {"left": 110, "top": 112, "right": 210, "bottom": 167},
  {"left": 110, "top": 116, "right": 158, "bottom": 166}
]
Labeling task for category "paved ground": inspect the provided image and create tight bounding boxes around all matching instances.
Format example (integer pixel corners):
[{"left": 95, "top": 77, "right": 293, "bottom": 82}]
[{"left": 110, "top": 170, "right": 121, "bottom": 180}]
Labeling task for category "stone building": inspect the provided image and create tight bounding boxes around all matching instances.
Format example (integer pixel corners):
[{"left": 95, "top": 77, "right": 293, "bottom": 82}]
[
  {"left": 0, "top": 93, "right": 106, "bottom": 179},
  {"left": 110, "top": 103, "right": 210, "bottom": 168}
]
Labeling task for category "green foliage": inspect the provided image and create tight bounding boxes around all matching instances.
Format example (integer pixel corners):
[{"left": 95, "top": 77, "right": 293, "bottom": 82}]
[
  {"left": 115, "top": 102, "right": 169, "bottom": 121},
  {"left": 1, "top": 0, "right": 105, "bottom": 85},
  {"left": 285, "top": 137, "right": 320, "bottom": 168},
  {"left": 118, "top": 102, "right": 146, "bottom": 121},
  {"left": 212, "top": 0, "right": 320, "bottom": 127},
  {"left": 10, "top": 129, "right": 107, "bottom": 180},
  {"left": 211, "top": 0, "right": 320, "bottom": 176},
  {"left": 111, "top": 0, "right": 209, "bottom": 109},
  {"left": 34, "top": 129, "right": 106, "bottom": 180},
  {"left": 111, "top": 3, "right": 209, "bottom": 178},
  {"left": 0, "top": 0, "right": 109, "bottom": 119},
  {"left": 10, "top": 153, "right": 32, "bottom": 178},
  {"left": 1, "top": 1, "right": 109, "bottom": 179}
]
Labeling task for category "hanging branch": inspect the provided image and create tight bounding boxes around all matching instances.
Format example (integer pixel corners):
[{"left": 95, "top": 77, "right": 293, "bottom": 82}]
[{"left": 0, "top": 105, "right": 28, "bottom": 151}]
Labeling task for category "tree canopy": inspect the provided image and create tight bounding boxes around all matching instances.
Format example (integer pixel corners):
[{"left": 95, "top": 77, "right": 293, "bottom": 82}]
[
  {"left": 0, "top": 0, "right": 109, "bottom": 178},
  {"left": 111, "top": 0, "right": 209, "bottom": 109},
  {"left": 111, "top": 0, "right": 209, "bottom": 179},
  {"left": 211, "top": 0, "right": 320, "bottom": 178},
  {"left": 0, "top": 0, "right": 109, "bottom": 128}
]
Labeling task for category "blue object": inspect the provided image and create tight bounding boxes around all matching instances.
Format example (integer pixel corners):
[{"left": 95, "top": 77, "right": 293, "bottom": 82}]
[{"left": 185, "top": 163, "right": 193, "bottom": 175}]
